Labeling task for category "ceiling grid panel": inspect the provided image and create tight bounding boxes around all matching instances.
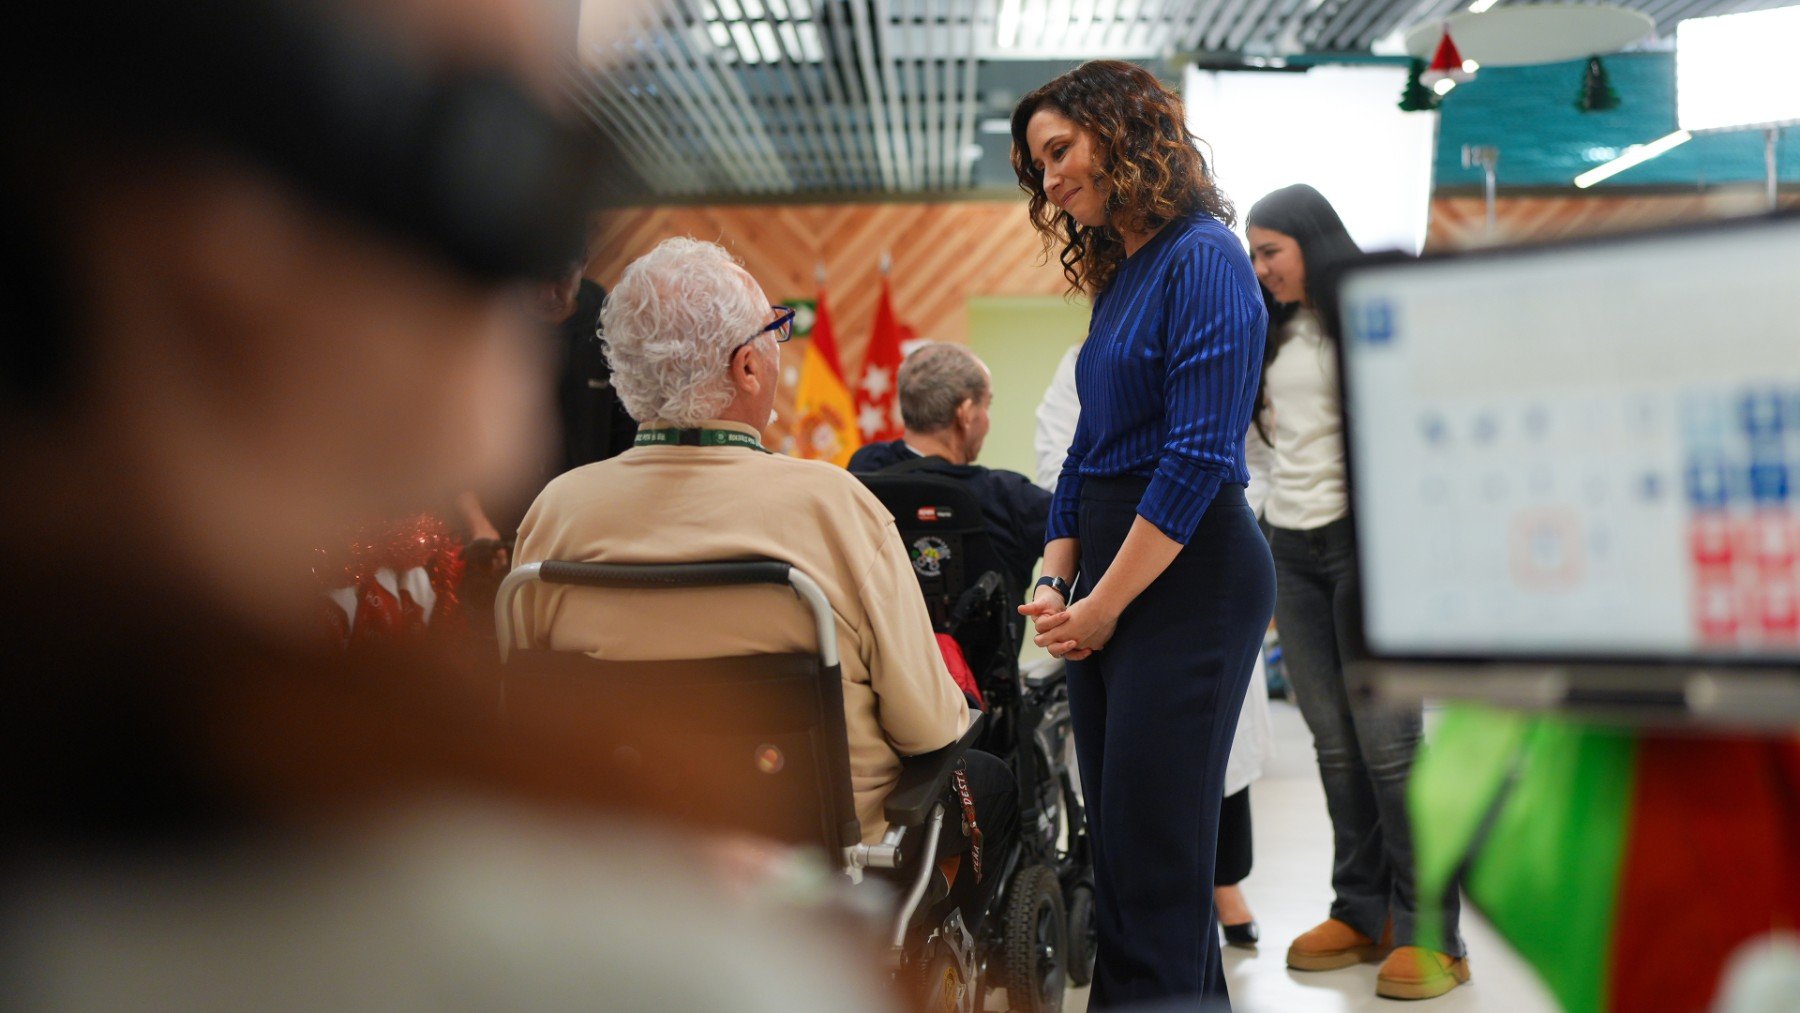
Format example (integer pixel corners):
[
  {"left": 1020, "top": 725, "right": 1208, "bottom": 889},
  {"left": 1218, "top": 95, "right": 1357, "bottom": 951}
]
[
  {"left": 1308, "top": 0, "right": 1397, "bottom": 49},
  {"left": 956, "top": 1, "right": 985, "bottom": 188},
  {"left": 755, "top": 0, "right": 849, "bottom": 188},
  {"left": 564, "top": 65, "right": 705, "bottom": 194},
  {"left": 639, "top": 7, "right": 783, "bottom": 191},
  {"left": 1348, "top": 0, "right": 1438, "bottom": 50},
  {"left": 1224, "top": 0, "right": 1281, "bottom": 50},
  {"left": 848, "top": 0, "right": 904, "bottom": 190},
  {"left": 593, "top": 22, "right": 745, "bottom": 191},
  {"left": 1180, "top": 0, "right": 1237, "bottom": 49},
  {"left": 1293, "top": 0, "right": 1352, "bottom": 47},
  {"left": 1120, "top": 0, "right": 1151, "bottom": 50},
  {"left": 1333, "top": 0, "right": 1416, "bottom": 51},
  {"left": 668, "top": 3, "right": 797, "bottom": 190},
  {"left": 570, "top": 0, "right": 1781, "bottom": 200},
  {"left": 1238, "top": 0, "right": 1296, "bottom": 53},
  {"left": 908, "top": 3, "right": 933, "bottom": 190},
  {"left": 818, "top": 0, "right": 886, "bottom": 187},
  {"left": 1199, "top": 0, "right": 1246, "bottom": 50}
]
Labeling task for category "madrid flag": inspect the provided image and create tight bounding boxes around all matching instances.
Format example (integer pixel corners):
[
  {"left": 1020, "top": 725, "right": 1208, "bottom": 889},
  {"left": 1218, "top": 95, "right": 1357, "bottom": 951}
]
[
  {"left": 792, "top": 293, "right": 861, "bottom": 467},
  {"left": 856, "top": 278, "right": 907, "bottom": 443}
]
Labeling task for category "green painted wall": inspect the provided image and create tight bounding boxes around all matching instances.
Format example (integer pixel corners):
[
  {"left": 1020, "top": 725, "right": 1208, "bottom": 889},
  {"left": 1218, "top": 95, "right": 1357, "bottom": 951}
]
[
  {"left": 966, "top": 295, "right": 1089, "bottom": 664},
  {"left": 965, "top": 295, "right": 1089, "bottom": 482}
]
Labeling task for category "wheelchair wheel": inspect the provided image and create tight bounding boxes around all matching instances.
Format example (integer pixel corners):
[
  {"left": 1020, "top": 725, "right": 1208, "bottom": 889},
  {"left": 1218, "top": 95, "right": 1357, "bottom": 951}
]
[
  {"left": 1002, "top": 865, "right": 1066, "bottom": 1013},
  {"left": 1064, "top": 880, "right": 1098, "bottom": 987}
]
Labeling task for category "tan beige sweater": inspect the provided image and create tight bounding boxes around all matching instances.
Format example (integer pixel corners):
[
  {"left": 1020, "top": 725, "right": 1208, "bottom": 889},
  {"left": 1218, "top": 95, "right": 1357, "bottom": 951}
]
[{"left": 511, "top": 420, "right": 969, "bottom": 843}]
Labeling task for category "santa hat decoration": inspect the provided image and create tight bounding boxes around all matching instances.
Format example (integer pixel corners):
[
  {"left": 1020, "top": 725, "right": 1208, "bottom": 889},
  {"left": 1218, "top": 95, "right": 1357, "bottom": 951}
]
[{"left": 1420, "top": 27, "right": 1475, "bottom": 88}]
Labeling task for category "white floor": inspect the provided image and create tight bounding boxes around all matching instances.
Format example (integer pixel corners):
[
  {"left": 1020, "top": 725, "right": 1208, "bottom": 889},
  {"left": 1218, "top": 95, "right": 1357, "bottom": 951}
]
[{"left": 1061, "top": 701, "right": 1561, "bottom": 1013}]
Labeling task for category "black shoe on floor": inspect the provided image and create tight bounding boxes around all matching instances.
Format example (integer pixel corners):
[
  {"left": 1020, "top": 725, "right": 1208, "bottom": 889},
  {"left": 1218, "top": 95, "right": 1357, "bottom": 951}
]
[{"left": 1222, "top": 920, "right": 1259, "bottom": 949}]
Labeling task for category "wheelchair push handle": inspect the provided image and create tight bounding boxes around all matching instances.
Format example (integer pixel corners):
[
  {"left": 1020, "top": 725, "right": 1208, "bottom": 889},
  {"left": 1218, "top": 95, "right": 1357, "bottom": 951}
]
[
  {"left": 495, "top": 559, "right": 837, "bottom": 668},
  {"left": 949, "top": 570, "right": 1003, "bottom": 624},
  {"left": 536, "top": 559, "right": 794, "bottom": 589}
]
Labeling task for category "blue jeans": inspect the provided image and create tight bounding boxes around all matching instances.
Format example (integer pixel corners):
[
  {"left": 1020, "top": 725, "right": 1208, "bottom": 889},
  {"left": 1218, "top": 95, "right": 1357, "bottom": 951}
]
[{"left": 1268, "top": 517, "right": 1464, "bottom": 957}]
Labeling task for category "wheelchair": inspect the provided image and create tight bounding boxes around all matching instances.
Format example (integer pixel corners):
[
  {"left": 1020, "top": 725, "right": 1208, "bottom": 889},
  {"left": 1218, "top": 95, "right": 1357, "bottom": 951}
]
[
  {"left": 858, "top": 471, "right": 1098, "bottom": 1005},
  {"left": 494, "top": 558, "right": 1066, "bottom": 1012}
]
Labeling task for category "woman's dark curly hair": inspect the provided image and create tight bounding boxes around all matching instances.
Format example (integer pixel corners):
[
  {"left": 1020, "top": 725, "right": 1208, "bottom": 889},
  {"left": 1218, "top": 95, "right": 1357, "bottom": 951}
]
[{"left": 1010, "top": 60, "right": 1234, "bottom": 296}]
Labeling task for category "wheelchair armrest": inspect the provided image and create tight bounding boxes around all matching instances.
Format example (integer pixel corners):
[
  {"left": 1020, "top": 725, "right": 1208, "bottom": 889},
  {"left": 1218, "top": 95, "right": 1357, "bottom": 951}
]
[
  {"left": 1021, "top": 657, "right": 1066, "bottom": 691},
  {"left": 884, "top": 713, "right": 986, "bottom": 828}
]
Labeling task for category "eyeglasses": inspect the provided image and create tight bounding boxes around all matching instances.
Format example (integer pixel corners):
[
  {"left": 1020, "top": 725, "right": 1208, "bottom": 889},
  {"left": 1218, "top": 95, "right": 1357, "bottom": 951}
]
[{"left": 729, "top": 305, "right": 797, "bottom": 358}]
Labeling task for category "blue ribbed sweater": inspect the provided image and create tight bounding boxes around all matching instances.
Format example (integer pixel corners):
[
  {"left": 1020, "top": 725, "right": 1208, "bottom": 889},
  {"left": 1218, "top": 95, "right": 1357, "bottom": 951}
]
[{"left": 1046, "top": 213, "right": 1268, "bottom": 546}]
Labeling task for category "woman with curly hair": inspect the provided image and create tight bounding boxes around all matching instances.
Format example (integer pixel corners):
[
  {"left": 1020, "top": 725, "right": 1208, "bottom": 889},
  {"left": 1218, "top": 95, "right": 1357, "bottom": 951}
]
[{"left": 1011, "top": 60, "right": 1274, "bottom": 1007}]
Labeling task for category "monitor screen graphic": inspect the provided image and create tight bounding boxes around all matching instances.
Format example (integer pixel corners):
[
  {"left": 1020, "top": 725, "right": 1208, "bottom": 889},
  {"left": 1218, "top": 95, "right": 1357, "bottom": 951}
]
[{"left": 1338, "top": 216, "right": 1800, "bottom": 663}]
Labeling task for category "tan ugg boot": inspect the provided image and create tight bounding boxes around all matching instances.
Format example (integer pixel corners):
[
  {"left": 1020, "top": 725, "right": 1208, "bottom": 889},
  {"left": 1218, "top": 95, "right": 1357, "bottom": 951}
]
[
  {"left": 1375, "top": 946, "right": 1472, "bottom": 1000},
  {"left": 1286, "top": 918, "right": 1388, "bottom": 971}
]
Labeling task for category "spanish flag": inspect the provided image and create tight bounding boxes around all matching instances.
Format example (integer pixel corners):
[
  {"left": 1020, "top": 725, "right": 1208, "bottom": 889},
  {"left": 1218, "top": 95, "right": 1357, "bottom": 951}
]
[{"left": 792, "top": 292, "right": 861, "bottom": 467}]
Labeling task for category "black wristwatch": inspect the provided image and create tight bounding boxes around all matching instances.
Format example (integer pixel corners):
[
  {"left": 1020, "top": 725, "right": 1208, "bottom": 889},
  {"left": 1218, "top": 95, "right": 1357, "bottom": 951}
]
[{"left": 1035, "top": 575, "right": 1071, "bottom": 601}]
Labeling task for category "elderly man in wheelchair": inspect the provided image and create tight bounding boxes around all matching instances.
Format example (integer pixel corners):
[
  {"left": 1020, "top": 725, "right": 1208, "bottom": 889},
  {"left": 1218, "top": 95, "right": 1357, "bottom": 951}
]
[{"left": 501, "top": 237, "right": 1085, "bottom": 1011}]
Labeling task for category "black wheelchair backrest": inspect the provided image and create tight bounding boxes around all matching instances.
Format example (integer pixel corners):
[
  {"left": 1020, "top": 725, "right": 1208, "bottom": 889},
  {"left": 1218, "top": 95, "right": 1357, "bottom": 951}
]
[
  {"left": 495, "top": 560, "right": 863, "bottom": 861},
  {"left": 857, "top": 472, "right": 1011, "bottom": 623}
]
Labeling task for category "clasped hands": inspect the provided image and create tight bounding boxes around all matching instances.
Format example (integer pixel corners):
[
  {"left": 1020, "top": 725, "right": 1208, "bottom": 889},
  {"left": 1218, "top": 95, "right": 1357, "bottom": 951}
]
[{"left": 1018, "top": 585, "right": 1119, "bottom": 661}]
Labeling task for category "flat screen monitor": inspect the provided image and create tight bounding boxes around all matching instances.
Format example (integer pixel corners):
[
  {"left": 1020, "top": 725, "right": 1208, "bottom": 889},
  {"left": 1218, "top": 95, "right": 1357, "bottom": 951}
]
[{"left": 1336, "top": 214, "right": 1800, "bottom": 723}]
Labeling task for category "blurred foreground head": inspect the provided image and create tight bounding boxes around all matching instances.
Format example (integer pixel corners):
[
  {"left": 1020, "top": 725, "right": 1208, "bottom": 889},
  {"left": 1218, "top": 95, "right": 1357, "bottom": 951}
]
[
  {"left": 0, "top": 0, "right": 654, "bottom": 842},
  {"left": 0, "top": 0, "right": 614, "bottom": 634}
]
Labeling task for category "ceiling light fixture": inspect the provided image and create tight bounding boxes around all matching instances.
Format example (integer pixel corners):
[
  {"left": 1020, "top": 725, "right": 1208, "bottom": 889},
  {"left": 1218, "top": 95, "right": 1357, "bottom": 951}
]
[
  {"left": 1574, "top": 130, "right": 1693, "bottom": 188},
  {"left": 729, "top": 21, "right": 762, "bottom": 64}
]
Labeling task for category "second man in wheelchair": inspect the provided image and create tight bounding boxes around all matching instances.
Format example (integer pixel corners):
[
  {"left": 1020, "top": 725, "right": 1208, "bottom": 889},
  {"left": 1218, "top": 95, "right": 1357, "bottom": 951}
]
[
  {"left": 509, "top": 238, "right": 1016, "bottom": 895},
  {"left": 848, "top": 343, "right": 1052, "bottom": 600}
]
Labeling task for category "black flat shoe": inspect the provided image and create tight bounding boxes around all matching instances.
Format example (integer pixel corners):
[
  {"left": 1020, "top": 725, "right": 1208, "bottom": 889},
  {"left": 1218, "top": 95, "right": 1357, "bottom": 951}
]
[{"left": 1222, "top": 920, "right": 1260, "bottom": 949}]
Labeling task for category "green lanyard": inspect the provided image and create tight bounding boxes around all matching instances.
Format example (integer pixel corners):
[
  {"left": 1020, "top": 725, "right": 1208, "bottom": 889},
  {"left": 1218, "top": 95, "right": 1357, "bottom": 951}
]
[{"left": 633, "top": 428, "right": 771, "bottom": 453}]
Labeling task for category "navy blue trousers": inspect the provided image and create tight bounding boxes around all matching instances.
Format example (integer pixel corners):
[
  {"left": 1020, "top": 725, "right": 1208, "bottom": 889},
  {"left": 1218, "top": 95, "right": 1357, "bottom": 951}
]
[{"left": 1068, "top": 479, "right": 1275, "bottom": 1009}]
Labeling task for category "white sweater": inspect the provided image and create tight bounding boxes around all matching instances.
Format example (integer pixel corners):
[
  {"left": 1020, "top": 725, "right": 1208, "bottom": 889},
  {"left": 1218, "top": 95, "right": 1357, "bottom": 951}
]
[{"left": 1262, "top": 309, "right": 1349, "bottom": 531}]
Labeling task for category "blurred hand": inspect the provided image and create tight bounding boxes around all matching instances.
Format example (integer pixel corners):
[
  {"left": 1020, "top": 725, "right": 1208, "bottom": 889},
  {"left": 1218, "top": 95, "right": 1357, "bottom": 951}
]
[
  {"left": 465, "top": 537, "right": 511, "bottom": 573},
  {"left": 457, "top": 491, "right": 510, "bottom": 571}
]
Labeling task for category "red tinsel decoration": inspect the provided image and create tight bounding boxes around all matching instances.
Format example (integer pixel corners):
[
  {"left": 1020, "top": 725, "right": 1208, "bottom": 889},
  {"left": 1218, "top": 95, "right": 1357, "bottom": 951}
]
[{"left": 315, "top": 513, "right": 467, "bottom": 649}]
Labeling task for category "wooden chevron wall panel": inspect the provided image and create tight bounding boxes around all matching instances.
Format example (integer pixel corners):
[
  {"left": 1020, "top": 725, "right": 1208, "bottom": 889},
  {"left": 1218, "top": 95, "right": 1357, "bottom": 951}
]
[
  {"left": 588, "top": 202, "right": 1075, "bottom": 350},
  {"left": 586, "top": 194, "right": 1793, "bottom": 448},
  {"left": 1426, "top": 191, "right": 1800, "bottom": 251},
  {"left": 585, "top": 201, "right": 1080, "bottom": 450}
]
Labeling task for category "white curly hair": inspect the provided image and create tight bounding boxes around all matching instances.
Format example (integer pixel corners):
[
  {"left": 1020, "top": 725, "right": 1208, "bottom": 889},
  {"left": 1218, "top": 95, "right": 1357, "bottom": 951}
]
[{"left": 599, "top": 237, "right": 767, "bottom": 426}]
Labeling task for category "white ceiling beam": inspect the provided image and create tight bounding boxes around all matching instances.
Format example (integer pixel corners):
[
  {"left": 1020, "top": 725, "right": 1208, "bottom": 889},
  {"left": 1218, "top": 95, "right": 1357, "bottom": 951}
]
[
  {"left": 580, "top": 24, "right": 723, "bottom": 194},
  {"left": 564, "top": 63, "right": 706, "bottom": 195},
  {"left": 666, "top": 0, "right": 796, "bottom": 190},
  {"left": 626, "top": 6, "right": 774, "bottom": 189},
  {"left": 867, "top": 0, "right": 915, "bottom": 189},
  {"left": 749, "top": 1, "right": 848, "bottom": 188},
  {"left": 1181, "top": 0, "right": 1240, "bottom": 49},
  {"left": 849, "top": 0, "right": 903, "bottom": 189},
  {"left": 818, "top": 0, "right": 886, "bottom": 188}
]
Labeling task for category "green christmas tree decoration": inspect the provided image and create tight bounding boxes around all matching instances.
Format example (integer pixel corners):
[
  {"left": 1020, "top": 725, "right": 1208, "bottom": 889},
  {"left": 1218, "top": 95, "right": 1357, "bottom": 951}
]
[
  {"left": 1575, "top": 56, "right": 1621, "bottom": 113},
  {"left": 1399, "top": 58, "right": 1442, "bottom": 112}
]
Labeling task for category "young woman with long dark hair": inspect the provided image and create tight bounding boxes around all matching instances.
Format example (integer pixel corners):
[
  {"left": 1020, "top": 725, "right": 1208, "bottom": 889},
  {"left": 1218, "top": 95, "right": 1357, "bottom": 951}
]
[
  {"left": 1246, "top": 183, "right": 1469, "bottom": 1000},
  {"left": 1011, "top": 60, "right": 1274, "bottom": 1008}
]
